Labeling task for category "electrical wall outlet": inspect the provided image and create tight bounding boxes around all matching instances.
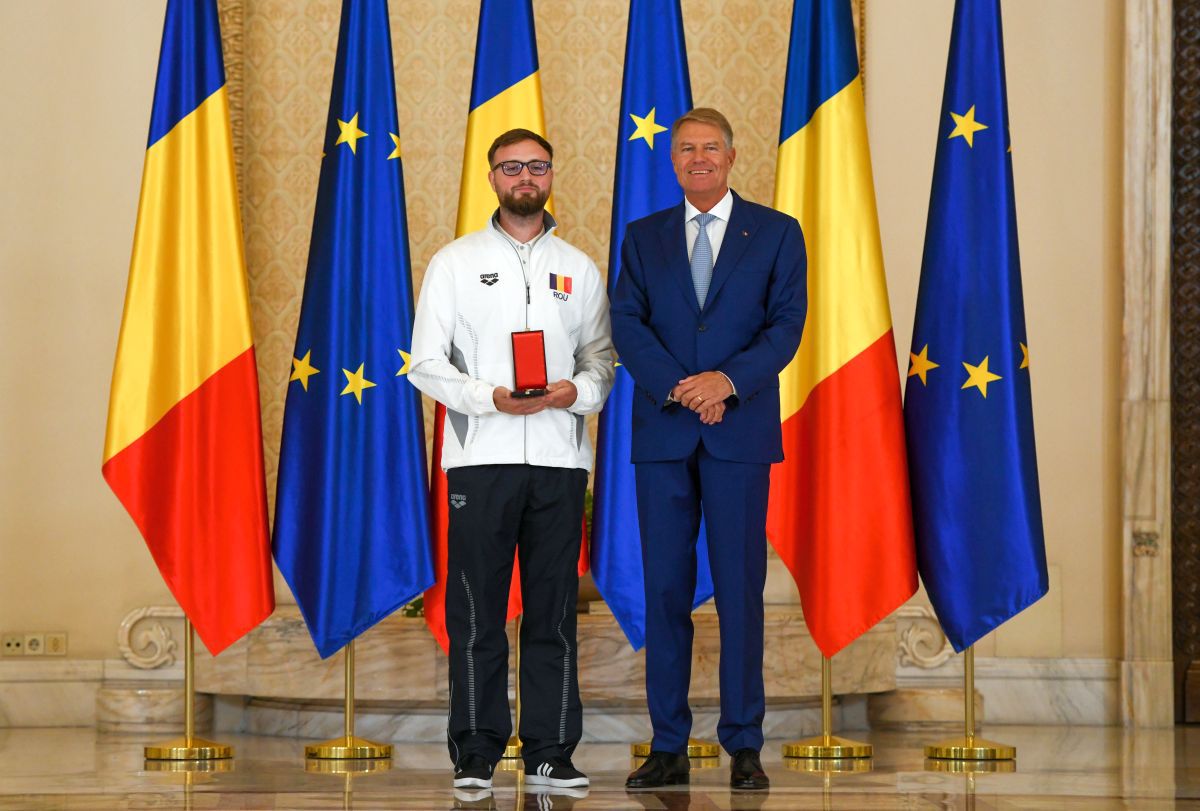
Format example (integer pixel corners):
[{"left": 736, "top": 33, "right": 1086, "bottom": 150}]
[
  {"left": 23, "top": 634, "right": 44, "bottom": 656},
  {"left": 44, "top": 633, "right": 67, "bottom": 656},
  {"left": 1, "top": 634, "right": 22, "bottom": 656}
]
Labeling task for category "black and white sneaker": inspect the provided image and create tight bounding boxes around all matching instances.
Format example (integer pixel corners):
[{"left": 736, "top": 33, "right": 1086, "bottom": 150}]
[
  {"left": 525, "top": 757, "right": 589, "bottom": 788},
  {"left": 453, "top": 753, "right": 494, "bottom": 789}
]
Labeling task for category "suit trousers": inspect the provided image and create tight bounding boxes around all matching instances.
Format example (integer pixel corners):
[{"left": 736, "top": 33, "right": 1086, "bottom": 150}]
[
  {"left": 635, "top": 442, "right": 770, "bottom": 755},
  {"left": 445, "top": 464, "right": 587, "bottom": 767}
]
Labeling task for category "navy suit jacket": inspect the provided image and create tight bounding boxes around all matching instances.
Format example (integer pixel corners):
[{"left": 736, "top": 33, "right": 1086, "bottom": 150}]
[{"left": 611, "top": 191, "right": 807, "bottom": 465}]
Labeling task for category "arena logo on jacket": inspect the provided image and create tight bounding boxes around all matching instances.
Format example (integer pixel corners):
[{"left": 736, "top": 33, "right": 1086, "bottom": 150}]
[{"left": 549, "top": 273, "right": 572, "bottom": 301}]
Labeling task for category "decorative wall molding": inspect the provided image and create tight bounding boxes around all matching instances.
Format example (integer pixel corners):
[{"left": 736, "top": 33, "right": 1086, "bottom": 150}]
[
  {"left": 1171, "top": 0, "right": 1200, "bottom": 724},
  {"left": 896, "top": 605, "right": 954, "bottom": 670},
  {"left": 117, "top": 606, "right": 183, "bottom": 670}
]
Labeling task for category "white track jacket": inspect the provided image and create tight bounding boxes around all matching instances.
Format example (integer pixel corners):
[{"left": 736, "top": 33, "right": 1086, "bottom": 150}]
[{"left": 409, "top": 214, "right": 615, "bottom": 472}]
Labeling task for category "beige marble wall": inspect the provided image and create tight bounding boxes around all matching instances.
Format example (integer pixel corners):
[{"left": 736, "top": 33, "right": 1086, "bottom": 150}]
[{"left": 193, "top": 605, "right": 896, "bottom": 704}]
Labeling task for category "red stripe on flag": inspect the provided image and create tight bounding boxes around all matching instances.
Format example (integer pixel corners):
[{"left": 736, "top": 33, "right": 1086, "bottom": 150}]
[
  {"left": 424, "top": 404, "right": 591, "bottom": 654},
  {"left": 102, "top": 348, "right": 274, "bottom": 655},
  {"left": 767, "top": 330, "right": 916, "bottom": 657}
]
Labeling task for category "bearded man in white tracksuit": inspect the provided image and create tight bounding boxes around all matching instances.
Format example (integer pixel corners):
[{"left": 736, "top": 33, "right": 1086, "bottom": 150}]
[{"left": 409, "top": 128, "right": 614, "bottom": 792}]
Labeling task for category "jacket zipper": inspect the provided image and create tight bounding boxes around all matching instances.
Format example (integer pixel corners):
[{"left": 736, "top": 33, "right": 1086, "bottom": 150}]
[{"left": 500, "top": 233, "right": 535, "bottom": 464}]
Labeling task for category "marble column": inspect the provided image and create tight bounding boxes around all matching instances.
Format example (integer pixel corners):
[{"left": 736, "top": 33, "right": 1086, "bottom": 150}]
[{"left": 1120, "top": 0, "right": 1174, "bottom": 728}]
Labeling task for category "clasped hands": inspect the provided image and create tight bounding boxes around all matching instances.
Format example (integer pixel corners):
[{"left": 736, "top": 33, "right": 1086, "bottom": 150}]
[
  {"left": 493, "top": 380, "right": 577, "bottom": 415},
  {"left": 672, "top": 371, "right": 732, "bottom": 425}
]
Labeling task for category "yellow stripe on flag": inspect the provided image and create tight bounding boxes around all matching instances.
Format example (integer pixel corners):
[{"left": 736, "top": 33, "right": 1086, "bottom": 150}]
[
  {"left": 455, "top": 72, "right": 552, "bottom": 237},
  {"left": 104, "top": 87, "right": 253, "bottom": 462},
  {"left": 775, "top": 78, "right": 894, "bottom": 422}
]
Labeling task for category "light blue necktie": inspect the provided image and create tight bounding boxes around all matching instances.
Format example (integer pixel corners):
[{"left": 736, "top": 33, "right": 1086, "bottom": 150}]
[{"left": 691, "top": 212, "right": 716, "bottom": 308}]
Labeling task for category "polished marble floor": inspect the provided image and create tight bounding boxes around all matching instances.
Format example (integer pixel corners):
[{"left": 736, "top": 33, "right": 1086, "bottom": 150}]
[{"left": 0, "top": 726, "right": 1198, "bottom": 809}]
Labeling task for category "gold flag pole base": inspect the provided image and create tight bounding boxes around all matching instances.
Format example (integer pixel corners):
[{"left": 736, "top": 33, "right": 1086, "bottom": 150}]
[
  {"left": 145, "top": 620, "right": 233, "bottom": 762},
  {"left": 144, "top": 737, "right": 233, "bottom": 761},
  {"left": 785, "top": 753, "right": 873, "bottom": 774},
  {"left": 501, "top": 735, "right": 523, "bottom": 759},
  {"left": 925, "top": 646, "right": 1015, "bottom": 762},
  {"left": 782, "top": 735, "right": 872, "bottom": 760},
  {"left": 924, "top": 754, "right": 1016, "bottom": 773},
  {"left": 924, "top": 737, "right": 1015, "bottom": 762},
  {"left": 631, "top": 737, "right": 720, "bottom": 758},
  {"left": 782, "top": 656, "right": 872, "bottom": 760},
  {"left": 305, "top": 736, "right": 392, "bottom": 761},
  {"left": 143, "top": 756, "right": 233, "bottom": 774},
  {"left": 306, "top": 756, "right": 392, "bottom": 775},
  {"left": 305, "top": 641, "right": 393, "bottom": 762}
]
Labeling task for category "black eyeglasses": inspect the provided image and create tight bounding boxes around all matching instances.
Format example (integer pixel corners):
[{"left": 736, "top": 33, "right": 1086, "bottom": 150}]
[{"left": 492, "top": 159, "right": 553, "bottom": 176}]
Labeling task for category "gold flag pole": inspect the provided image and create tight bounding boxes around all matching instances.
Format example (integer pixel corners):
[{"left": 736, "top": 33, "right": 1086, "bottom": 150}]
[
  {"left": 145, "top": 619, "right": 232, "bottom": 760},
  {"left": 782, "top": 656, "right": 871, "bottom": 759},
  {"left": 306, "top": 640, "right": 392, "bottom": 760},
  {"left": 925, "top": 646, "right": 1014, "bottom": 760},
  {"left": 502, "top": 615, "right": 523, "bottom": 759}
]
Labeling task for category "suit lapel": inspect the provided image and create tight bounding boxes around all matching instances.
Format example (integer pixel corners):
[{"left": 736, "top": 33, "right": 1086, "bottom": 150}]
[
  {"left": 657, "top": 203, "right": 701, "bottom": 315},
  {"left": 704, "top": 191, "right": 756, "bottom": 308}
]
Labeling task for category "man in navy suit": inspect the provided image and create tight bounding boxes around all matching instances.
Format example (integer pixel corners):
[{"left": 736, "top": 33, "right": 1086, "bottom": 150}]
[{"left": 612, "top": 108, "right": 807, "bottom": 791}]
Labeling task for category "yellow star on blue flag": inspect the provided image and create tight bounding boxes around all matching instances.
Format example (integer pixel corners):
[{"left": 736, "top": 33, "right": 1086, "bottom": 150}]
[{"left": 629, "top": 108, "right": 668, "bottom": 149}]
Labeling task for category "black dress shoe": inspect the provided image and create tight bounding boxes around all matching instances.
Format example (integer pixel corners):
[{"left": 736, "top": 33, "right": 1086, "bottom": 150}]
[
  {"left": 625, "top": 750, "right": 690, "bottom": 788},
  {"left": 730, "top": 748, "right": 769, "bottom": 790}
]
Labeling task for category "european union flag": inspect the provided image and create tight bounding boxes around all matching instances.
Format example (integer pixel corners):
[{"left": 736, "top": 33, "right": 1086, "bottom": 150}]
[
  {"left": 903, "top": 0, "right": 1047, "bottom": 653},
  {"left": 273, "top": 0, "right": 433, "bottom": 659},
  {"left": 592, "top": 0, "right": 713, "bottom": 650}
]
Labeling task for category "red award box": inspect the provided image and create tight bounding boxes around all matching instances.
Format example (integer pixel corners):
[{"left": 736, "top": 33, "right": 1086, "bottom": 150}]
[{"left": 511, "top": 330, "right": 548, "bottom": 397}]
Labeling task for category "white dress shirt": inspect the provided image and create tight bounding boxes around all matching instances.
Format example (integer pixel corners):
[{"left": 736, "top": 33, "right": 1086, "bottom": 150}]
[
  {"left": 673, "top": 188, "right": 738, "bottom": 399},
  {"left": 683, "top": 189, "right": 734, "bottom": 264}
]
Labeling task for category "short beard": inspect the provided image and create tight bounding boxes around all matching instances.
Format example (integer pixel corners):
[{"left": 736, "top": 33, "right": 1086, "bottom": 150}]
[{"left": 499, "top": 186, "right": 549, "bottom": 217}]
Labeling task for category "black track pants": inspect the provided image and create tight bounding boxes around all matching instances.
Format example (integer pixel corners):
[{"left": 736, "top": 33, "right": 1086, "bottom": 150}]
[{"left": 444, "top": 464, "right": 586, "bottom": 767}]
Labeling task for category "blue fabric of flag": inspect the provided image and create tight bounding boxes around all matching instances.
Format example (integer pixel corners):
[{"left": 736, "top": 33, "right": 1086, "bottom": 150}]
[
  {"left": 273, "top": 0, "right": 433, "bottom": 659},
  {"left": 591, "top": 0, "right": 713, "bottom": 651},
  {"left": 147, "top": 0, "right": 225, "bottom": 147},
  {"left": 778, "top": 0, "right": 860, "bottom": 141},
  {"left": 468, "top": 0, "right": 539, "bottom": 110},
  {"left": 903, "top": 0, "right": 1047, "bottom": 653}
]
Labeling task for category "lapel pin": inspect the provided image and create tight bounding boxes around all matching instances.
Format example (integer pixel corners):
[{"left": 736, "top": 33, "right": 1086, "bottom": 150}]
[{"left": 741, "top": 230, "right": 749, "bottom": 237}]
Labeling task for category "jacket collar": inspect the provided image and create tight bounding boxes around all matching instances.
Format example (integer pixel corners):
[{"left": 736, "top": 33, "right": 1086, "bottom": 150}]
[
  {"left": 489, "top": 209, "right": 557, "bottom": 247},
  {"left": 658, "top": 190, "right": 757, "bottom": 314}
]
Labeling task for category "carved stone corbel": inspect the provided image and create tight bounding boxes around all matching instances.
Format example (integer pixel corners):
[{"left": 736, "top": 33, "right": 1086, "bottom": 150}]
[
  {"left": 117, "top": 606, "right": 184, "bottom": 669},
  {"left": 896, "top": 604, "right": 954, "bottom": 670}
]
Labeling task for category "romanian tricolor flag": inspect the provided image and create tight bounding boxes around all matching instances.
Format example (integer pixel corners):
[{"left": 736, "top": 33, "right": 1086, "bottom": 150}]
[
  {"left": 549, "top": 273, "right": 572, "bottom": 294},
  {"left": 766, "top": 0, "right": 917, "bottom": 658},
  {"left": 102, "top": 0, "right": 274, "bottom": 656},
  {"left": 425, "top": 0, "right": 586, "bottom": 653}
]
